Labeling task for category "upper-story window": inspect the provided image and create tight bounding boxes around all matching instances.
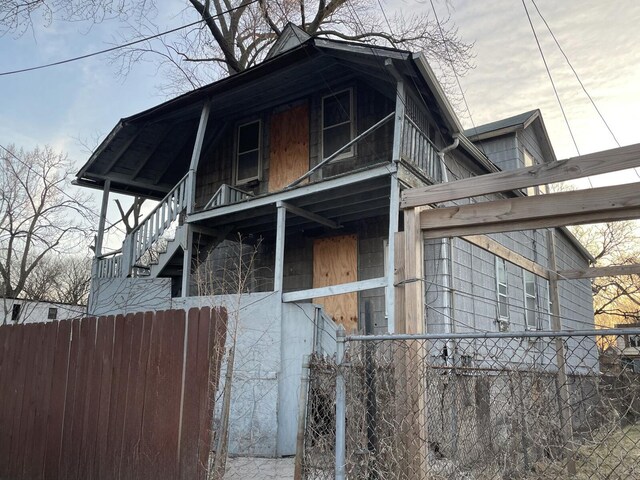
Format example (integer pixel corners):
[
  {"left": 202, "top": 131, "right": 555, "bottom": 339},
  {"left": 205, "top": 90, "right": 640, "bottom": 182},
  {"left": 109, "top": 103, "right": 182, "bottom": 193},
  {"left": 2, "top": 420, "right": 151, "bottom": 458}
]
[
  {"left": 523, "top": 270, "right": 537, "bottom": 329},
  {"left": 322, "top": 89, "right": 354, "bottom": 160},
  {"left": 236, "top": 120, "right": 261, "bottom": 185},
  {"left": 495, "top": 257, "right": 509, "bottom": 321}
]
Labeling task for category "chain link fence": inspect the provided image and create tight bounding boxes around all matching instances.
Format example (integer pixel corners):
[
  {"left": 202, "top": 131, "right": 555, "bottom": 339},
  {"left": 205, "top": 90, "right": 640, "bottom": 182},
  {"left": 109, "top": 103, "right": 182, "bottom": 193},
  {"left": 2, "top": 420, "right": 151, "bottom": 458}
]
[{"left": 301, "top": 329, "right": 640, "bottom": 479}]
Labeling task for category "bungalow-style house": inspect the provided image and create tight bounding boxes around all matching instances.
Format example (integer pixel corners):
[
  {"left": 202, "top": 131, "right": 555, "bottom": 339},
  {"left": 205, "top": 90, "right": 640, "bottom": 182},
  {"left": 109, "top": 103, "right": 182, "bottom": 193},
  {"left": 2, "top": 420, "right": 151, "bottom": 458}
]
[
  {"left": 1, "top": 297, "right": 86, "bottom": 324},
  {"left": 76, "top": 25, "right": 595, "bottom": 456}
]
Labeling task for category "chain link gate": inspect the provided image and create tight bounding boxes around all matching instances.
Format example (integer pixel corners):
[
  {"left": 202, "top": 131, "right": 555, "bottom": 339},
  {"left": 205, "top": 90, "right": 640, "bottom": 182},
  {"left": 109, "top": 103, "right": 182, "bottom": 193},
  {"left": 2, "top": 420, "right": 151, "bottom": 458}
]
[{"left": 301, "top": 328, "right": 640, "bottom": 480}]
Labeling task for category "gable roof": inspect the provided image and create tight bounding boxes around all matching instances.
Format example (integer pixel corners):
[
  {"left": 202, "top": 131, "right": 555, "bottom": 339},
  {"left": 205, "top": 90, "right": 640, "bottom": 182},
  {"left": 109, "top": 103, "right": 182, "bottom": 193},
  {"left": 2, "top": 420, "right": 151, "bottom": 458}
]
[
  {"left": 464, "top": 110, "right": 539, "bottom": 140},
  {"left": 265, "top": 23, "right": 311, "bottom": 60}
]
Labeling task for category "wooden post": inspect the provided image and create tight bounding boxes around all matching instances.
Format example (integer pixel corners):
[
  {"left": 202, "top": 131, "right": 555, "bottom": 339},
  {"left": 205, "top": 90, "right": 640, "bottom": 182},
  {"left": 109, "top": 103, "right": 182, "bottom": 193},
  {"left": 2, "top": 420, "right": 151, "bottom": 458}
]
[
  {"left": 187, "top": 101, "right": 211, "bottom": 215},
  {"left": 95, "top": 179, "right": 110, "bottom": 257},
  {"left": 547, "top": 229, "right": 576, "bottom": 475},
  {"left": 386, "top": 172, "right": 400, "bottom": 333},
  {"left": 403, "top": 207, "right": 424, "bottom": 334},
  {"left": 274, "top": 202, "right": 287, "bottom": 294},
  {"left": 181, "top": 225, "right": 193, "bottom": 297}
]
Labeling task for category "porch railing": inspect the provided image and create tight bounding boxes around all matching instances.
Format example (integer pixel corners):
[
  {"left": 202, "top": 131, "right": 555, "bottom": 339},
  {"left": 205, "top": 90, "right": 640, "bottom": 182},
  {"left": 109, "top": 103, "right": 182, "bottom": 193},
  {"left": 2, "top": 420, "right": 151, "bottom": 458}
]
[
  {"left": 205, "top": 183, "right": 253, "bottom": 210},
  {"left": 96, "top": 253, "right": 123, "bottom": 278},
  {"left": 401, "top": 115, "right": 441, "bottom": 181}
]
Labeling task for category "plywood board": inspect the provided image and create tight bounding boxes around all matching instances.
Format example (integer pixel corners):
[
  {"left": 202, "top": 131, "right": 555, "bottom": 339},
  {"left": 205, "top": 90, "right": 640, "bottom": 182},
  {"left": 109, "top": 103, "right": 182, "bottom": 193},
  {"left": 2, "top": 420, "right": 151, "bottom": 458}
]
[
  {"left": 313, "top": 234, "right": 358, "bottom": 332},
  {"left": 269, "top": 103, "right": 309, "bottom": 192}
]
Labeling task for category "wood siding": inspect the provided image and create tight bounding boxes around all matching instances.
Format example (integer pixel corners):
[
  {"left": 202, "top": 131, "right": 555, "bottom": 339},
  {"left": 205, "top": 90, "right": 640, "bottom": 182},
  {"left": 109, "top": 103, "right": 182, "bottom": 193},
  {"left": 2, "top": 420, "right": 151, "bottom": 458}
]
[
  {"left": 313, "top": 234, "right": 359, "bottom": 332},
  {"left": 268, "top": 103, "right": 310, "bottom": 191}
]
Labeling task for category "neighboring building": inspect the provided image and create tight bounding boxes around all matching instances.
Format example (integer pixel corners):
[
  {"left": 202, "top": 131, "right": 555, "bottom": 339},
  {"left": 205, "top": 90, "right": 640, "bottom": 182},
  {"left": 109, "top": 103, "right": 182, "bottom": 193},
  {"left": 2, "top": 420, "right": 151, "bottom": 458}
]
[
  {"left": 1, "top": 297, "right": 86, "bottom": 325},
  {"left": 75, "top": 26, "right": 596, "bottom": 455}
]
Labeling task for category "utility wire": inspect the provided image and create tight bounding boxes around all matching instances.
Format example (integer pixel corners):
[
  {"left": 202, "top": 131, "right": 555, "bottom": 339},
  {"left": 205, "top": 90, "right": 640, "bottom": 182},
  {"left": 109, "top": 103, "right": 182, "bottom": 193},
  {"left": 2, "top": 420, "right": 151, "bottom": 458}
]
[
  {"left": 521, "top": 0, "right": 580, "bottom": 157},
  {"left": 530, "top": 0, "right": 620, "bottom": 148},
  {"left": 0, "top": 0, "right": 260, "bottom": 77}
]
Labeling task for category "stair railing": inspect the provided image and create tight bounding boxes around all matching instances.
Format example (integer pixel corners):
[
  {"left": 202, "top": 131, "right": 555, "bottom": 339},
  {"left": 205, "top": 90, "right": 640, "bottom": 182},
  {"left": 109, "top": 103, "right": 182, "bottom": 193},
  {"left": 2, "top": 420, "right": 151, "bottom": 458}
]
[
  {"left": 205, "top": 183, "right": 253, "bottom": 210},
  {"left": 122, "top": 172, "right": 191, "bottom": 276},
  {"left": 401, "top": 114, "right": 441, "bottom": 181}
]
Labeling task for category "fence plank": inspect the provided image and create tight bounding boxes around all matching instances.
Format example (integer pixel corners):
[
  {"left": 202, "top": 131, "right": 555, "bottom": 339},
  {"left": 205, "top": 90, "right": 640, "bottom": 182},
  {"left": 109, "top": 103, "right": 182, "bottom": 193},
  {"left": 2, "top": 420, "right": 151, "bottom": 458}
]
[
  {"left": 94, "top": 315, "right": 115, "bottom": 479},
  {"left": 79, "top": 317, "right": 100, "bottom": 480},
  {"left": 179, "top": 308, "right": 202, "bottom": 480},
  {"left": 120, "top": 312, "right": 147, "bottom": 479},
  {"left": 9, "top": 324, "right": 37, "bottom": 477},
  {"left": 59, "top": 319, "right": 80, "bottom": 479},
  {"left": 0, "top": 326, "right": 20, "bottom": 476}
]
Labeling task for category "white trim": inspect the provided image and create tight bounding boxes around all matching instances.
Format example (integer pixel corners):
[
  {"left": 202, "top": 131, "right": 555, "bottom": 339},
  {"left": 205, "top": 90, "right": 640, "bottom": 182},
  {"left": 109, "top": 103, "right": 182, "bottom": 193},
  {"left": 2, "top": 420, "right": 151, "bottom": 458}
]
[
  {"left": 523, "top": 269, "right": 537, "bottom": 329},
  {"left": 321, "top": 88, "right": 356, "bottom": 162},
  {"left": 235, "top": 119, "right": 262, "bottom": 185}
]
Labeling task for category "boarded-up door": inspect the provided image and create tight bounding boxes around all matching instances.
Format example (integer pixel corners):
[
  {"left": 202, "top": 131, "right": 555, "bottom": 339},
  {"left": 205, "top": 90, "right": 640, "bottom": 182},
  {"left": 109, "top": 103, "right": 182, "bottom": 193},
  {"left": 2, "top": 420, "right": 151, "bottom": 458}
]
[
  {"left": 313, "top": 234, "right": 358, "bottom": 332},
  {"left": 269, "top": 103, "right": 309, "bottom": 192}
]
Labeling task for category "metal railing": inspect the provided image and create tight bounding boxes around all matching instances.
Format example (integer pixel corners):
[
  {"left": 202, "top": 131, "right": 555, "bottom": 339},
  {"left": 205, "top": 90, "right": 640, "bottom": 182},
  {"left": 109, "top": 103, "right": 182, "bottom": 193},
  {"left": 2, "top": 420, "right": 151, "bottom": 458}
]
[
  {"left": 401, "top": 115, "right": 440, "bottom": 182},
  {"left": 205, "top": 183, "right": 253, "bottom": 210},
  {"left": 302, "top": 328, "right": 640, "bottom": 479}
]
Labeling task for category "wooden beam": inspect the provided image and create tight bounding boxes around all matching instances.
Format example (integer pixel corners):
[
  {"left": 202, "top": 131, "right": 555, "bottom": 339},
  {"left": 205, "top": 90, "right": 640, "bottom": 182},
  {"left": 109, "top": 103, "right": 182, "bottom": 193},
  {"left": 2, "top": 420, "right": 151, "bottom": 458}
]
[
  {"left": 386, "top": 173, "right": 400, "bottom": 333},
  {"left": 95, "top": 179, "right": 110, "bottom": 257},
  {"left": 280, "top": 201, "right": 341, "bottom": 229},
  {"left": 100, "top": 129, "right": 140, "bottom": 175},
  {"left": 420, "top": 182, "right": 640, "bottom": 238},
  {"left": 462, "top": 235, "right": 550, "bottom": 279},
  {"left": 274, "top": 204, "right": 286, "bottom": 294},
  {"left": 393, "top": 231, "right": 406, "bottom": 329},
  {"left": 402, "top": 143, "right": 640, "bottom": 208},
  {"left": 187, "top": 102, "right": 211, "bottom": 215},
  {"left": 557, "top": 264, "right": 640, "bottom": 280},
  {"left": 401, "top": 207, "right": 424, "bottom": 334},
  {"left": 282, "top": 277, "right": 387, "bottom": 303},
  {"left": 130, "top": 123, "right": 174, "bottom": 180}
]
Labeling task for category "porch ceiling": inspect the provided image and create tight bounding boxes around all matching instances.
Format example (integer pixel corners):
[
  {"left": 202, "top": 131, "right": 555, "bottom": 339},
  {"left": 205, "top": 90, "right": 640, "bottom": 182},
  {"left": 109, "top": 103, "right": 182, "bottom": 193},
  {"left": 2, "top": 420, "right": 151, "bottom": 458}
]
[{"left": 189, "top": 165, "right": 392, "bottom": 237}]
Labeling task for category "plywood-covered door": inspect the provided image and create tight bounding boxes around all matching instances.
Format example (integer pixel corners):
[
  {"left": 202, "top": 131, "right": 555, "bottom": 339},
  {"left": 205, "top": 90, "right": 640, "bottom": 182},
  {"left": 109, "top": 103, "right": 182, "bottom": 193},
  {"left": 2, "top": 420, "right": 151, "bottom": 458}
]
[
  {"left": 269, "top": 103, "right": 309, "bottom": 192},
  {"left": 313, "top": 234, "right": 358, "bottom": 332}
]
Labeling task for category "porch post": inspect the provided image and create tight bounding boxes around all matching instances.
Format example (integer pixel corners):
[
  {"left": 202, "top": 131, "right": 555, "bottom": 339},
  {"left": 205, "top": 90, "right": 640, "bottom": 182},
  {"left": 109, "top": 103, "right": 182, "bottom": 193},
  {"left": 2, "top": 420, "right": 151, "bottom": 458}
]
[
  {"left": 95, "top": 179, "right": 111, "bottom": 257},
  {"left": 187, "top": 100, "right": 211, "bottom": 215},
  {"left": 181, "top": 225, "right": 194, "bottom": 297},
  {"left": 274, "top": 202, "right": 287, "bottom": 294},
  {"left": 387, "top": 72, "right": 404, "bottom": 333}
]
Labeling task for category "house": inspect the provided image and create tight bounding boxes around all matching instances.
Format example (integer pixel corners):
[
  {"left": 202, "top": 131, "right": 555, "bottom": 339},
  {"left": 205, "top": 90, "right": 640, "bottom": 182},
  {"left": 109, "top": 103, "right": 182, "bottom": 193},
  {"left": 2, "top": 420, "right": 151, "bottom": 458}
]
[
  {"left": 75, "top": 25, "right": 596, "bottom": 456},
  {"left": 1, "top": 297, "right": 85, "bottom": 324}
]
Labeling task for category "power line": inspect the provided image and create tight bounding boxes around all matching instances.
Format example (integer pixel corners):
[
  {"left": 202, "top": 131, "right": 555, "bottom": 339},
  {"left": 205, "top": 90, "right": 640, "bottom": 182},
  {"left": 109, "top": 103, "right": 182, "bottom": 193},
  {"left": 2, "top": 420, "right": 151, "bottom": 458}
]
[
  {"left": 0, "top": 0, "right": 260, "bottom": 77},
  {"left": 529, "top": 0, "right": 620, "bottom": 148},
  {"left": 521, "top": 0, "right": 580, "bottom": 157}
]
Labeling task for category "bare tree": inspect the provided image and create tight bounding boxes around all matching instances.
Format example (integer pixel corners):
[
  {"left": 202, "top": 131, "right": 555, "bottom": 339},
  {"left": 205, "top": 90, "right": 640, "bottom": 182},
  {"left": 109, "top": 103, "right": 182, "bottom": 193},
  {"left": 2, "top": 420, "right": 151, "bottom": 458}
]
[
  {"left": 1, "top": 1, "right": 473, "bottom": 97},
  {"left": 570, "top": 221, "right": 640, "bottom": 327},
  {"left": 0, "top": 144, "right": 94, "bottom": 323}
]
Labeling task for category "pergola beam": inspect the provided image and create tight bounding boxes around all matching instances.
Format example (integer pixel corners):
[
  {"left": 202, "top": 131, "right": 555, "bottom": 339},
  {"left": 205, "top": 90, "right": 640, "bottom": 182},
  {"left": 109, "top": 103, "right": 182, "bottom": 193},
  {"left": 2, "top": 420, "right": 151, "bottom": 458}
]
[
  {"left": 420, "top": 182, "right": 640, "bottom": 238},
  {"left": 557, "top": 264, "right": 640, "bottom": 280},
  {"left": 402, "top": 142, "right": 640, "bottom": 208},
  {"left": 279, "top": 201, "right": 341, "bottom": 229}
]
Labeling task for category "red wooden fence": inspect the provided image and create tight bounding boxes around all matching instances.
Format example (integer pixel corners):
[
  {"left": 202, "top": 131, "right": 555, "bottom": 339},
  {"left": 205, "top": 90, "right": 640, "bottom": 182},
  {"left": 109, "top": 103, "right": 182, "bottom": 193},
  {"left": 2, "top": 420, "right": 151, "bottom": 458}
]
[{"left": 0, "top": 307, "right": 227, "bottom": 480}]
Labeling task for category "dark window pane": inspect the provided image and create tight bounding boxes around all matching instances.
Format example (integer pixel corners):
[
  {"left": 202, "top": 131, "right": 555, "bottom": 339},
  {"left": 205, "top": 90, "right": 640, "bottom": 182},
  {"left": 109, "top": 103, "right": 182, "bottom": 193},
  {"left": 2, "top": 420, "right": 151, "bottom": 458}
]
[
  {"left": 237, "top": 150, "right": 259, "bottom": 181},
  {"left": 323, "top": 123, "right": 351, "bottom": 158},
  {"left": 238, "top": 122, "right": 260, "bottom": 153},
  {"left": 48, "top": 307, "right": 58, "bottom": 320},
  {"left": 323, "top": 91, "right": 351, "bottom": 128}
]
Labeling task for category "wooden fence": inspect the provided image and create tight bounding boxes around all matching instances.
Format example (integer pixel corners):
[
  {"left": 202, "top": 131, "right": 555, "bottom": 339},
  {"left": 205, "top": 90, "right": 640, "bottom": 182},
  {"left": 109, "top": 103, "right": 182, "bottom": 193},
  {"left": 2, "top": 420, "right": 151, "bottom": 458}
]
[{"left": 0, "top": 307, "right": 227, "bottom": 480}]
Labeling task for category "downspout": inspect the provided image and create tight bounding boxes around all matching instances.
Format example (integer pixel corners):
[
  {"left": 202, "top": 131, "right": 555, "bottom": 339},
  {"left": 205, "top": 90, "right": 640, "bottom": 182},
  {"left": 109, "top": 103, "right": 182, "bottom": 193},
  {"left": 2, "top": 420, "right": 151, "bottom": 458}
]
[{"left": 437, "top": 137, "right": 459, "bottom": 365}]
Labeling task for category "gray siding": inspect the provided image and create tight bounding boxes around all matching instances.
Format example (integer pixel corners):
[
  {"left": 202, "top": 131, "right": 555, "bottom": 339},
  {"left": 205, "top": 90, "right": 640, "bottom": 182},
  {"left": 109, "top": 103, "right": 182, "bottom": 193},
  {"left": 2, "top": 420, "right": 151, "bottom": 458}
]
[{"left": 476, "top": 135, "right": 519, "bottom": 171}]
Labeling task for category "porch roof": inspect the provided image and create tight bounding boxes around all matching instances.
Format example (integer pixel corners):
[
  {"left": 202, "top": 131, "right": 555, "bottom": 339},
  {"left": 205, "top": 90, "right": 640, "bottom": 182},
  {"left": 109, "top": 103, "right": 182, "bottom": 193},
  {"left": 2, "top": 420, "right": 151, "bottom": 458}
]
[{"left": 75, "top": 36, "right": 469, "bottom": 199}]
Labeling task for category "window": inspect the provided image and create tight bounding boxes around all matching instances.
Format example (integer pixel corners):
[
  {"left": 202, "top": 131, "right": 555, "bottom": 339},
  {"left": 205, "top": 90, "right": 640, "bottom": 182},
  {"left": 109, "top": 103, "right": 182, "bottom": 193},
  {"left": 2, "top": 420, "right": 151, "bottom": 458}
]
[
  {"left": 627, "top": 334, "right": 640, "bottom": 349},
  {"left": 11, "top": 303, "right": 21, "bottom": 322},
  {"left": 523, "top": 270, "right": 537, "bottom": 329},
  {"left": 495, "top": 258, "right": 509, "bottom": 320},
  {"left": 524, "top": 150, "right": 548, "bottom": 195},
  {"left": 235, "top": 120, "right": 261, "bottom": 184},
  {"left": 322, "top": 89, "right": 354, "bottom": 160},
  {"left": 48, "top": 307, "right": 58, "bottom": 320}
]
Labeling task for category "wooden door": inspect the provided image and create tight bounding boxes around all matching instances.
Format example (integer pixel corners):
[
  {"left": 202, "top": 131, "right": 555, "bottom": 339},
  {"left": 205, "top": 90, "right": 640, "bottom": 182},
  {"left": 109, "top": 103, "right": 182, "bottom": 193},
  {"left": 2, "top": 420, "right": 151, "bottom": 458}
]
[
  {"left": 312, "top": 234, "right": 358, "bottom": 332},
  {"left": 269, "top": 103, "right": 309, "bottom": 192}
]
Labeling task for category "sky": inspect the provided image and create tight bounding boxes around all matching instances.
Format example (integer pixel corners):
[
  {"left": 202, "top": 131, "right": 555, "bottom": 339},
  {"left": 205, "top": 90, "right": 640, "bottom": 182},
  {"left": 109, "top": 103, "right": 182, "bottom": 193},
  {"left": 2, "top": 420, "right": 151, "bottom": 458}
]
[{"left": 1, "top": 0, "right": 639, "bottom": 226}]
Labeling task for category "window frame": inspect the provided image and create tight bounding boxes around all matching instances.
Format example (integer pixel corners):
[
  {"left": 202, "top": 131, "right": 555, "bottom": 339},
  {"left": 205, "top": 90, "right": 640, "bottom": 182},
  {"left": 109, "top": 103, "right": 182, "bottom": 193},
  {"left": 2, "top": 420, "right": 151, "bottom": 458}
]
[
  {"left": 320, "top": 88, "right": 356, "bottom": 162},
  {"left": 234, "top": 119, "right": 262, "bottom": 185},
  {"left": 48, "top": 307, "right": 58, "bottom": 320},
  {"left": 523, "top": 270, "right": 538, "bottom": 330},
  {"left": 11, "top": 303, "right": 21, "bottom": 322},
  {"left": 495, "top": 257, "right": 509, "bottom": 321}
]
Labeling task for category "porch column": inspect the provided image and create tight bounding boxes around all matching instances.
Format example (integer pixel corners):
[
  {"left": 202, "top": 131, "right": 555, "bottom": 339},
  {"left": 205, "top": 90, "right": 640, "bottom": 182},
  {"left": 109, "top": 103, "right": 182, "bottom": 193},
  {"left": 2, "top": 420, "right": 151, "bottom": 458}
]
[
  {"left": 187, "top": 100, "right": 211, "bottom": 215},
  {"left": 274, "top": 202, "right": 287, "bottom": 294},
  {"left": 181, "top": 225, "right": 194, "bottom": 297},
  {"left": 387, "top": 71, "right": 404, "bottom": 333},
  {"left": 95, "top": 179, "right": 111, "bottom": 257}
]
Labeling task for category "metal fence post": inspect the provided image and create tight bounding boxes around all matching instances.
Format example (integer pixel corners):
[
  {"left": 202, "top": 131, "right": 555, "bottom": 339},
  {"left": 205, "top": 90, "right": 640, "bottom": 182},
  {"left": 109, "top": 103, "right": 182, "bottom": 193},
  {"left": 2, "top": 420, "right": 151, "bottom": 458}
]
[{"left": 335, "top": 326, "right": 347, "bottom": 480}]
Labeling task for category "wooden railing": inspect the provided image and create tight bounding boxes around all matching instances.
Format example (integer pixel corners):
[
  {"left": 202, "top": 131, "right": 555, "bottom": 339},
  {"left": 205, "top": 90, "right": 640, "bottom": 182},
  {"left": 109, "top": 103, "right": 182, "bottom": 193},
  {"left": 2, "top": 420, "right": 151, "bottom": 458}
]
[
  {"left": 205, "top": 183, "right": 253, "bottom": 209},
  {"left": 96, "top": 253, "right": 123, "bottom": 278},
  {"left": 401, "top": 115, "right": 441, "bottom": 182}
]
